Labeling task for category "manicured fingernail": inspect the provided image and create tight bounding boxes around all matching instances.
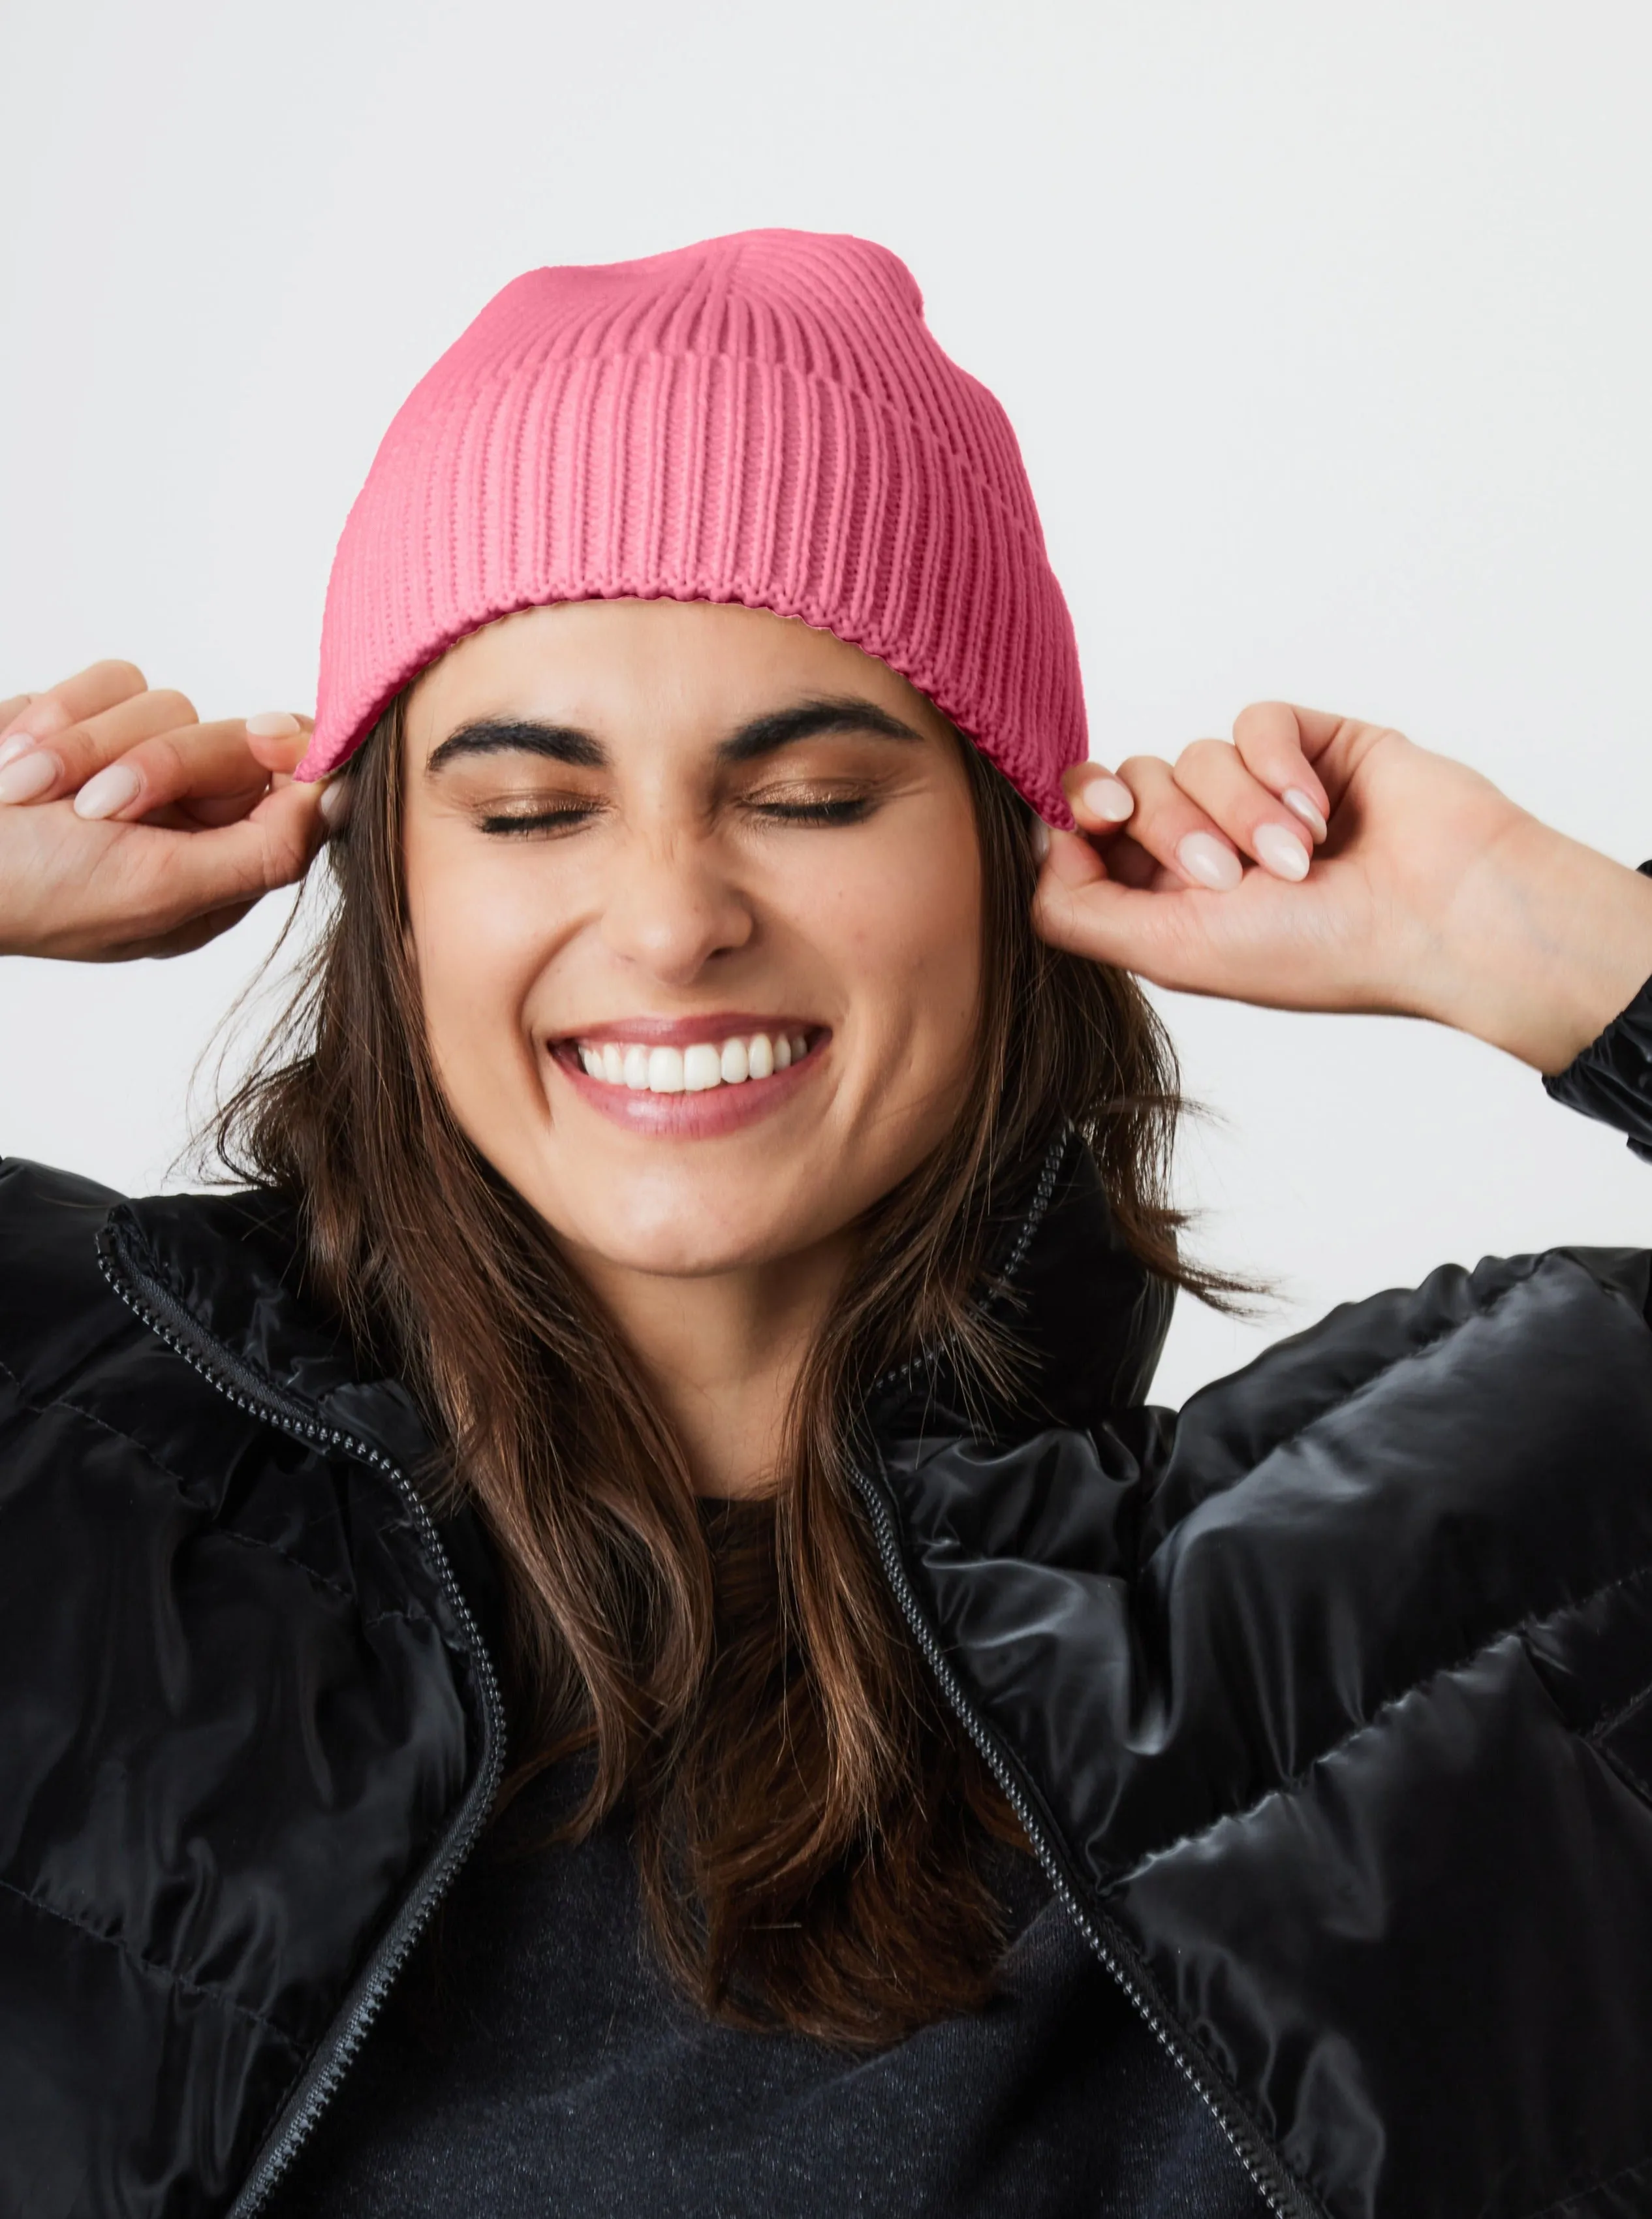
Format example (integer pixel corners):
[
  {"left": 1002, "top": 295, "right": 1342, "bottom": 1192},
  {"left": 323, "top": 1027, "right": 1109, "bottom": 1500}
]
[
  {"left": 1283, "top": 788, "right": 1327, "bottom": 840},
  {"left": 0, "top": 732, "right": 37, "bottom": 772},
  {"left": 1078, "top": 773, "right": 1134, "bottom": 824},
  {"left": 1176, "top": 830, "right": 1243, "bottom": 890},
  {"left": 0, "top": 749, "right": 59, "bottom": 804},
  {"left": 1253, "top": 821, "right": 1310, "bottom": 881},
  {"left": 73, "top": 763, "right": 144, "bottom": 821},
  {"left": 318, "top": 778, "right": 351, "bottom": 828},
  {"left": 246, "top": 711, "right": 303, "bottom": 739},
  {"left": 1029, "top": 817, "right": 1050, "bottom": 861}
]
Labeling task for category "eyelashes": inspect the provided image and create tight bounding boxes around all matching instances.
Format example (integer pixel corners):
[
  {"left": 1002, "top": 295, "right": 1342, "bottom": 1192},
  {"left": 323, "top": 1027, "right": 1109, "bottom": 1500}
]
[
  {"left": 474, "top": 793, "right": 879, "bottom": 838},
  {"left": 476, "top": 807, "right": 595, "bottom": 837},
  {"left": 755, "top": 796, "right": 875, "bottom": 825}
]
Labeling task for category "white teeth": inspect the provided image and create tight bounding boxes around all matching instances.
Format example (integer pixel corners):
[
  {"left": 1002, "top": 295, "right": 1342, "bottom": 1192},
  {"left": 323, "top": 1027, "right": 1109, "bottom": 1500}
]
[
  {"left": 573, "top": 1028, "right": 813, "bottom": 1094},
  {"left": 646, "top": 1045, "right": 686, "bottom": 1093}
]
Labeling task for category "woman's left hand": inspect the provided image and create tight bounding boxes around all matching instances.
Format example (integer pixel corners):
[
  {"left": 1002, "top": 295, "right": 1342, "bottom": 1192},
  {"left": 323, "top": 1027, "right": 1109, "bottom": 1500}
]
[{"left": 1031, "top": 702, "right": 1652, "bottom": 1074}]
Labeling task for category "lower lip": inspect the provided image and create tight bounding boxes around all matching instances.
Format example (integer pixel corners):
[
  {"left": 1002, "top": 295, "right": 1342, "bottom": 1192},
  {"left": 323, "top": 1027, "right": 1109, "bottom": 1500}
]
[{"left": 548, "top": 1037, "right": 830, "bottom": 1137}]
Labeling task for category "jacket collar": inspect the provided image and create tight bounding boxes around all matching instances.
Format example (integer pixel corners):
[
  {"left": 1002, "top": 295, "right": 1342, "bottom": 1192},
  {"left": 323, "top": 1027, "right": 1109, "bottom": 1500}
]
[
  {"left": 103, "top": 1127, "right": 1173, "bottom": 1470},
  {"left": 102, "top": 1183, "right": 435, "bottom": 1472},
  {"left": 99, "top": 1182, "right": 511, "bottom": 1663},
  {"left": 863, "top": 1129, "right": 1174, "bottom": 1449}
]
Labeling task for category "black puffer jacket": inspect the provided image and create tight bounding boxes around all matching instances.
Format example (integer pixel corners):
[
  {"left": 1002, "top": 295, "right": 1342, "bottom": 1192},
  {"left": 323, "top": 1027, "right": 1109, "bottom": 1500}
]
[{"left": 5, "top": 983, "right": 1652, "bottom": 2219}]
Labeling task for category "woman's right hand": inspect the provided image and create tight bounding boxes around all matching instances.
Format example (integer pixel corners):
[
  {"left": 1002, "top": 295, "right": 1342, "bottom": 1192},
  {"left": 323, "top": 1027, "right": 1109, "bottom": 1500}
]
[{"left": 0, "top": 661, "right": 330, "bottom": 961}]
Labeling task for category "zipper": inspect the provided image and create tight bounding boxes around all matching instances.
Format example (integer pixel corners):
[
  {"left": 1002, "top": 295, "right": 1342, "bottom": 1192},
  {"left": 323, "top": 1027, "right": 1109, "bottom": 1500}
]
[
  {"left": 96, "top": 1142, "right": 1309, "bottom": 2215},
  {"left": 864, "top": 1125, "right": 1311, "bottom": 2209},
  {"left": 97, "top": 1226, "right": 508, "bottom": 2218},
  {"left": 850, "top": 1453, "right": 1315, "bottom": 2219}
]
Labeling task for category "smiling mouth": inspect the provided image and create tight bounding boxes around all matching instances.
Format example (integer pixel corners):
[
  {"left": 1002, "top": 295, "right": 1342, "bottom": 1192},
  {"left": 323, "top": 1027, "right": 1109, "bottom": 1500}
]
[{"left": 553, "top": 1024, "right": 823, "bottom": 1096}]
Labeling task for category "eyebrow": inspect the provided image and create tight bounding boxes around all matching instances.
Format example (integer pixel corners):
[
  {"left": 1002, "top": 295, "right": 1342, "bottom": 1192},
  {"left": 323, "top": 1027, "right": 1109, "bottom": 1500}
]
[{"left": 424, "top": 695, "right": 924, "bottom": 774}]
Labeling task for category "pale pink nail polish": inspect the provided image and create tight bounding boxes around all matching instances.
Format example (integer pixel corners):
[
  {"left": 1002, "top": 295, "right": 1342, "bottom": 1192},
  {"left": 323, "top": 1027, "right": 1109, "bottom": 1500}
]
[
  {"left": 1254, "top": 822, "right": 1310, "bottom": 881},
  {"left": 1283, "top": 788, "right": 1328, "bottom": 840},
  {"left": 246, "top": 711, "right": 303, "bottom": 740},
  {"left": 0, "top": 733, "right": 36, "bottom": 773},
  {"left": 1078, "top": 774, "right": 1134, "bottom": 825},
  {"left": 0, "top": 749, "right": 59, "bottom": 805},
  {"left": 1176, "top": 831, "right": 1243, "bottom": 890},
  {"left": 73, "top": 763, "right": 144, "bottom": 821}
]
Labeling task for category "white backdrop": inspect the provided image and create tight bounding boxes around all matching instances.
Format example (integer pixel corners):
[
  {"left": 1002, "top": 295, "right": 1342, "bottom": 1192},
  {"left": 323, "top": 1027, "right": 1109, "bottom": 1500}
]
[{"left": 2, "top": 0, "right": 1649, "bottom": 1404}]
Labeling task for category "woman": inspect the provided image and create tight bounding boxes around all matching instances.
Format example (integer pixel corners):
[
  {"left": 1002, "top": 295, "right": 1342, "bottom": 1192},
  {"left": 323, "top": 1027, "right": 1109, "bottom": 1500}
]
[{"left": 4, "top": 228, "right": 1652, "bottom": 2219}]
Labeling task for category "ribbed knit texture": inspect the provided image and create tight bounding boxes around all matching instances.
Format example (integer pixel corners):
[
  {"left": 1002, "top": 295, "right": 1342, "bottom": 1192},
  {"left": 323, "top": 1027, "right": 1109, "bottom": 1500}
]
[{"left": 302, "top": 229, "right": 1086, "bottom": 823}]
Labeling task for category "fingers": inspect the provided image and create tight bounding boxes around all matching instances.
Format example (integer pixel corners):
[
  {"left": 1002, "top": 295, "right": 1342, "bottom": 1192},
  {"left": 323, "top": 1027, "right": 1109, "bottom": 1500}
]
[
  {"left": 0, "top": 757, "right": 328, "bottom": 960},
  {"left": 8, "top": 687, "right": 202, "bottom": 804},
  {"left": 0, "top": 666, "right": 330, "bottom": 962},
  {"left": 91, "top": 783, "right": 327, "bottom": 957},
  {"left": 1170, "top": 739, "right": 1314, "bottom": 882},
  {"left": 0, "top": 661, "right": 149, "bottom": 757},
  {"left": 0, "top": 685, "right": 316, "bottom": 826},
  {"left": 1065, "top": 761, "right": 1138, "bottom": 836},
  {"left": 71, "top": 719, "right": 264, "bottom": 824},
  {"left": 1104, "top": 753, "right": 1251, "bottom": 890},
  {"left": 0, "top": 682, "right": 198, "bottom": 807},
  {"left": 1228, "top": 702, "right": 1333, "bottom": 834},
  {"left": 1065, "top": 749, "right": 1250, "bottom": 892},
  {"left": 1033, "top": 699, "right": 1412, "bottom": 993},
  {"left": 71, "top": 713, "right": 315, "bottom": 825},
  {"left": 240, "top": 710, "right": 315, "bottom": 777},
  {"left": 1032, "top": 840, "right": 1216, "bottom": 984},
  {"left": 1055, "top": 701, "right": 1342, "bottom": 896},
  {"left": 155, "top": 781, "right": 327, "bottom": 918}
]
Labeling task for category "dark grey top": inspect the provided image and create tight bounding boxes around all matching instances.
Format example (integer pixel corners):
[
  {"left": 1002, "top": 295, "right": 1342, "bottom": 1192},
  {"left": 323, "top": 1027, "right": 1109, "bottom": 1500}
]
[{"left": 273, "top": 1752, "right": 1264, "bottom": 2218}]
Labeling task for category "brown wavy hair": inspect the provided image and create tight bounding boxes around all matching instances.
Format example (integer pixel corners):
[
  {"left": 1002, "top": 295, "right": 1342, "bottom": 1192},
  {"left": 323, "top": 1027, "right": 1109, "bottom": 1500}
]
[{"left": 215, "top": 687, "right": 1211, "bottom": 2048}]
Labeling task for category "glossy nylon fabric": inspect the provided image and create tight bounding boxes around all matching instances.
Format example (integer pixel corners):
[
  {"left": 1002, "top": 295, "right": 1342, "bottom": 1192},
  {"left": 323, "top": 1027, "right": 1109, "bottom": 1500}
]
[
  {"left": 0, "top": 1166, "right": 499, "bottom": 2219},
  {"left": 3, "top": 984, "right": 1652, "bottom": 2216},
  {"left": 864, "top": 1138, "right": 1652, "bottom": 2218}
]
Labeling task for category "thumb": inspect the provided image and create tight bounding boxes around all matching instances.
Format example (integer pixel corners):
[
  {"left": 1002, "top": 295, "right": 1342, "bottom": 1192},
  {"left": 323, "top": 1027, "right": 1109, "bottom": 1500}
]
[
  {"left": 1033, "top": 851, "right": 1192, "bottom": 977},
  {"left": 146, "top": 778, "right": 326, "bottom": 930},
  {"left": 1041, "top": 824, "right": 1108, "bottom": 890},
  {"left": 242, "top": 710, "right": 315, "bottom": 776}
]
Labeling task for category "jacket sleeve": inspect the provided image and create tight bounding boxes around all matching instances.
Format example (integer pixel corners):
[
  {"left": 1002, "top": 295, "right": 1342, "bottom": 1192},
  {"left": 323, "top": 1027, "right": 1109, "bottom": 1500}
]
[{"left": 1541, "top": 858, "right": 1652, "bottom": 1159}]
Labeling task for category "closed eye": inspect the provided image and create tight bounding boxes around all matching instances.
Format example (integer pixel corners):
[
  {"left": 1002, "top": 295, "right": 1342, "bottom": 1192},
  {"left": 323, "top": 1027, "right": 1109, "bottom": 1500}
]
[
  {"left": 751, "top": 796, "right": 876, "bottom": 825},
  {"left": 477, "top": 803, "right": 602, "bottom": 837},
  {"left": 471, "top": 791, "right": 880, "bottom": 836}
]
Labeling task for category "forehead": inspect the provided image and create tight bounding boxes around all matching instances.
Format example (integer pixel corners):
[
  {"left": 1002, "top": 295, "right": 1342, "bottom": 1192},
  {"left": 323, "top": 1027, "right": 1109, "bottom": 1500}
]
[{"left": 403, "top": 598, "right": 949, "bottom": 760}]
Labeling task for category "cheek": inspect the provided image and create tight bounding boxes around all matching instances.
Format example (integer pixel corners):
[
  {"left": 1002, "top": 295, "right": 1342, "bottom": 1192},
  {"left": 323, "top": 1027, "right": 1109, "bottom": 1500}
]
[
  {"left": 817, "top": 810, "right": 985, "bottom": 1097},
  {"left": 405, "top": 838, "right": 552, "bottom": 1125}
]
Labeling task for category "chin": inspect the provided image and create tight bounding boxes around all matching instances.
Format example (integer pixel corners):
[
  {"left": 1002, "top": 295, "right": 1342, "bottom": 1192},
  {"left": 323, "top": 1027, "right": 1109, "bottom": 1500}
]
[
  {"left": 565, "top": 1223, "right": 802, "bottom": 1281},
  {"left": 538, "top": 1178, "right": 824, "bottom": 1280}
]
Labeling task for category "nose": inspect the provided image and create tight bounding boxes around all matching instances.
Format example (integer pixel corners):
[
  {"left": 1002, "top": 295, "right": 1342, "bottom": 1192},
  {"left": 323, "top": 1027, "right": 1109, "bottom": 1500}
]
[{"left": 597, "top": 827, "right": 755, "bottom": 984}]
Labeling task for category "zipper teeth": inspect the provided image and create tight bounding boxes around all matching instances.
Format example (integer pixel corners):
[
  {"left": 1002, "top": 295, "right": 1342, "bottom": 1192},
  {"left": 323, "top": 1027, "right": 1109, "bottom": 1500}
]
[
  {"left": 97, "top": 1240, "right": 507, "bottom": 2218},
  {"left": 98, "top": 1141, "right": 1300, "bottom": 2214},
  {"left": 854, "top": 1129, "right": 1313, "bottom": 2211},
  {"left": 850, "top": 1463, "right": 1307, "bottom": 2219},
  {"left": 868, "top": 1131, "right": 1070, "bottom": 1406}
]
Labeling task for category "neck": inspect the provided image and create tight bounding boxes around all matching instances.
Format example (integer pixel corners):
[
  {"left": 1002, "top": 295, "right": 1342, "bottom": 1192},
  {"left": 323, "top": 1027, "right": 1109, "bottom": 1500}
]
[{"left": 567, "top": 1235, "right": 855, "bottom": 1500}]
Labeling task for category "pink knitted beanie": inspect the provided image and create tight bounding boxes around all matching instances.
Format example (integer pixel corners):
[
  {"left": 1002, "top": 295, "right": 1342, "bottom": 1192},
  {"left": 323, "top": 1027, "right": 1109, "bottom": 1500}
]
[{"left": 300, "top": 228, "right": 1085, "bottom": 824}]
